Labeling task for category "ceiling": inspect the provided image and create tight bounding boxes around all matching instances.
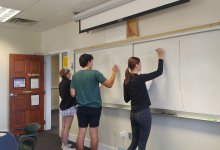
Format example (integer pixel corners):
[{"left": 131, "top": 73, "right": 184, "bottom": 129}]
[{"left": 0, "top": 0, "right": 109, "bottom": 32}]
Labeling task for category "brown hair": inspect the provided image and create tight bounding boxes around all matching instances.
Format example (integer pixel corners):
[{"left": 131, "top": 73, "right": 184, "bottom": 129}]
[
  {"left": 124, "top": 57, "right": 140, "bottom": 85},
  {"left": 59, "top": 68, "right": 70, "bottom": 80}
]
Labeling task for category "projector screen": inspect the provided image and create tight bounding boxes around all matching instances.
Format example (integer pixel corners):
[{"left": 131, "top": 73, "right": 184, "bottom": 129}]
[{"left": 79, "top": 0, "right": 190, "bottom": 33}]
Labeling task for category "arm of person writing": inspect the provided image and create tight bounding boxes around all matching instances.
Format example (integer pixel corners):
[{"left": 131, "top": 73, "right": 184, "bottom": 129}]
[
  {"left": 102, "top": 65, "right": 118, "bottom": 88},
  {"left": 140, "top": 48, "right": 164, "bottom": 82}
]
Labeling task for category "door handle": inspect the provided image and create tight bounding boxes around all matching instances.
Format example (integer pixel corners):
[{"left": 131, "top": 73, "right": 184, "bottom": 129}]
[
  {"left": 23, "top": 91, "right": 33, "bottom": 94},
  {"left": 10, "top": 93, "right": 17, "bottom": 97}
]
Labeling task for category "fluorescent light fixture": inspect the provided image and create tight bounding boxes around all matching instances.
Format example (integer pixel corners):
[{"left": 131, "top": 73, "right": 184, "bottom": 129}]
[
  {"left": 73, "top": 0, "right": 135, "bottom": 21},
  {"left": 0, "top": 6, "right": 21, "bottom": 22}
]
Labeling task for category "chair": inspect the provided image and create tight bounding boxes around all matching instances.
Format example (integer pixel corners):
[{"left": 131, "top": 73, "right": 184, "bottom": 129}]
[
  {"left": 18, "top": 136, "right": 37, "bottom": 150},
  {"left": 0, "top": 131, "right": 18, "bottom": 150},
  {"left": 13, "top": 123, "right": 41, "bottom": 150},
  {"left": 23, "top": 123, "right": 41, "bottom": 137}
]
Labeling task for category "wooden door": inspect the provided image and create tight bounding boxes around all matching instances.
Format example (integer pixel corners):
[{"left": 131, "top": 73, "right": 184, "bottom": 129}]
[{"left": 9, "top": 54, "right": 44, "bottom": 133}]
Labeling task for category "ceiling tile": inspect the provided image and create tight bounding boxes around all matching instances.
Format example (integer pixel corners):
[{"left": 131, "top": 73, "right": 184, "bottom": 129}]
[
  {"left": 40, "top": 0, "right": 87, "bottom": 10},
  {"left": 27, "top": 21, "right": 56, "bottom": 31},
  {"left": 0, "top": 0, "right": 111, "bottom": 31},
  {"left": 41, "top": 11, "right": 73, "bottom": 24},
  {"left": 0, "top": 0, "right": 40, "bottom": 10},
  {"left": 73, "top": 0, "right": 109, "bottom": 13},
  {"left": 17, "top": 1, "right": 61, "bottom": 21}
]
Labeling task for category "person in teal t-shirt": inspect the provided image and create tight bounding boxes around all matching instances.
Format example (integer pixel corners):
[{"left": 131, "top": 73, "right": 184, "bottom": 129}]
[{"left": 70, "top": 53, "right": 118, "bottom": 150}]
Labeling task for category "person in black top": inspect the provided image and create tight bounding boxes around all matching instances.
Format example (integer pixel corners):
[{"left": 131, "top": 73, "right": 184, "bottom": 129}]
[
  {"left": 123, "top": 48, "right": 164, "bottom": 150},
  {"left": 59, "top": 68, "right": 77, "bottom": 150}
]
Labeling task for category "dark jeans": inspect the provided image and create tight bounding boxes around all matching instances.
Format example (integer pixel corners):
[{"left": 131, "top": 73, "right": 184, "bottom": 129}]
[{"left": 128, "top": 108, "right": 152, "bottom": 150}]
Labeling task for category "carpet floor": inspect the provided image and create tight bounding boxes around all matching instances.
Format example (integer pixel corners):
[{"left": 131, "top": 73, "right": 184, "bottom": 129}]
[{"left": 35, "top": 109, "right": 90, "bottom": 150}]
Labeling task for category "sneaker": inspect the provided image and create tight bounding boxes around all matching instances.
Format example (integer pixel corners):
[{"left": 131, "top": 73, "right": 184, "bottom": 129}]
[
  {"left": 61, "top": 144, "right": 72, "bottom": 149},
  {"left": 63, "top": 145, "right": 76, "bottom": 150}
]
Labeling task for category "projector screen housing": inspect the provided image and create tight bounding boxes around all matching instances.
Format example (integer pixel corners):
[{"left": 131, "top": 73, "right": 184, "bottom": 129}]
[{"left": 78, "top": 0, "right": 190, "bottom": 33}]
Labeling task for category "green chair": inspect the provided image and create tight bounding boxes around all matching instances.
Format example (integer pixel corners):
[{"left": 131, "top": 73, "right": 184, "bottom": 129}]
[
  {"left": 18, "top": 136, "right": 37, "bottom": 150},
  {"left": 23, "top": 123, "right": 41, "bottom": 136},
  {"left": 13, "top": 123, "right": 41, "bottom": 150}
]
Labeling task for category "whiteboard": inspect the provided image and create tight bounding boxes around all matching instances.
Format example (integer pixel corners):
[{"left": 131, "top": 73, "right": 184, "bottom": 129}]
[
  {"left": 134, "top": 38, "right": 184, "bottom": 111},
  {"left": 74, "top": 28, "right": 220, "bottom": 117},
  {"left": 75, "top": 45, "right": 133, "bottom": 106},
  {"left": 180, "top": 30, "right": 220, "bottom": 116}
]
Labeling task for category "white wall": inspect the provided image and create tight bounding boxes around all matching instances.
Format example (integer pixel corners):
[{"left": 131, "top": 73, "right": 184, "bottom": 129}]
[
  {"left": 41, "top": 0, "right": 220, "bottom": 150},
  {"left": 41, "top": 0, "right": 220, "bottom": 52},
  {"left": 51, "top": 55, "right": 60, "bottom": 110},
  {"left": 0, "top": 27, "right": 41, "bottom": 130}
]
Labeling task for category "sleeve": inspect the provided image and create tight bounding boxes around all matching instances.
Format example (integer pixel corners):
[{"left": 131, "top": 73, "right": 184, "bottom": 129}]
[
  {"left": 68, "top": 80, "right": 77, "bottom": 105},
  {"left": 123, "top": 82, "right": 131, "bottom": 103},
  {"left": 95, "top": 70, "right": 107, "bottom": 84},
  {"left": 70, "top": 75, "right": 76, "bottom": 89},
  {"left": 59, "top": 83, "right": 62, "bottom": 98},
  {"left": 140, "top": 59, "right": 164, "bottom": 82},
  {"left": 59, "top": 81, "right": 66, "bottom": 100}
]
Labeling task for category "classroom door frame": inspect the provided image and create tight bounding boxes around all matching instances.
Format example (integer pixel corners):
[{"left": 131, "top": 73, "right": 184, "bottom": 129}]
[{"left": 44, "top": 49, "right": 70, "bottom": 133}]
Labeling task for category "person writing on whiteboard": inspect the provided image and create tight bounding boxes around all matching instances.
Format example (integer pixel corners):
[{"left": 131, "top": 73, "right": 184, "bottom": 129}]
[
  {"left": 59, "top": 69, "right": 77, "bottom": 150},
  {"left": 70, "top": 54, "right": 118, "bottom": 150},
  {"left": 123, "top": 48, "right": 164, "bottom": 150}
]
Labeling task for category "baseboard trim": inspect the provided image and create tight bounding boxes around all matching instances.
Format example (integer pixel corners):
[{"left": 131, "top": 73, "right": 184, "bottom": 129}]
[{"left": 69, "top": 133, "right": 115, "bottom": 150}]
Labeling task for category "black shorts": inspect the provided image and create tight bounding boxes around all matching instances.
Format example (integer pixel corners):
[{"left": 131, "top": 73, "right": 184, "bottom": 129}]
[{"left": 77, "top": 106, "right": 102, "bottom": 128}]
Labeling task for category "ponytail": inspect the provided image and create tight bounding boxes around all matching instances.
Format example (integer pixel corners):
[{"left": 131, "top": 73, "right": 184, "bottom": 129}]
[
  {"left": 124, "top": 57, "right": 140, "bottom": 85},
  {"left": 124, "top": 68, "right": 132, "bottom": 85}
]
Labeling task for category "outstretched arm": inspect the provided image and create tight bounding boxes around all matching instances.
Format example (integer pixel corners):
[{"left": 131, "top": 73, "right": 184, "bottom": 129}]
[
  {"left": 102, "top": 65, "right": 118, "bottom": 88},
  {"left": 141, "top": 48, "right": 164, "bottom": 82}
]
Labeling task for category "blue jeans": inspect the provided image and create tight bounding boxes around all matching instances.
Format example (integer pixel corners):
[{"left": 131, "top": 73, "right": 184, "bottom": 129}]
[{"left": 128, "top": 108, "right": 152, "bottom": 150}]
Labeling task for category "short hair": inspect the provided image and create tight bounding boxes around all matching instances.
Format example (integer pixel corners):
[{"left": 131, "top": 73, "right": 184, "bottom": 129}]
[
  {"left": 79, "top": 53, "right": 93, "bottom": 67},
  {"left": 59, "top": 68, "right": 70, "bottom": 79}
]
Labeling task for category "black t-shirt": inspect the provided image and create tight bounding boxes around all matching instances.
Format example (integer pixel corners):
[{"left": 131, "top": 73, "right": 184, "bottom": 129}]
[
  {"left": 123, "top": 59, "right": 163, "bottom": 113},
  {"left": 59, "top": 79, "right": 77, "bottom": 110}
]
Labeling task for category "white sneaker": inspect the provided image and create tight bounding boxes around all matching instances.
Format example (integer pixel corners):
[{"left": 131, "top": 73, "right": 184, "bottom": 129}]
[
  {"left": 61, "top": 143, "right": 73, "bottom": 149},
  {"left": 63, "top": 145, "right": 76, "bottom": 150}
]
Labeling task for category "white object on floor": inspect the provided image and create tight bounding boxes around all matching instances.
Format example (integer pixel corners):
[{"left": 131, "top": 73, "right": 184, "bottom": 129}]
[
  {"left": 61, "top": 144, "right": 73, "bottom": 149},
  {"left": 63, "top": 145, "right": 76, "bottom": 150}
]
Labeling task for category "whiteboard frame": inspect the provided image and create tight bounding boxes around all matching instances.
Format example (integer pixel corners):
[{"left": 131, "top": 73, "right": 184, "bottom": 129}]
[{"left": 74, "top": 22, "right": 220, "bottom": 122}]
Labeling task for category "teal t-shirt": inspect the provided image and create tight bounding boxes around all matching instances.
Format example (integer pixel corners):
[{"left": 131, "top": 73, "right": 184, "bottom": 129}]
[{"left": 70, "top": 70, "right": 107, "bottom": 108}]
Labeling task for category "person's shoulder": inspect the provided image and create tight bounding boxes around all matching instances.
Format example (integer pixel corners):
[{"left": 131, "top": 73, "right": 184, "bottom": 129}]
[
  {"left": 135, "top": 74, "right": 148, "bottom": 82},
  {"left": 59, "top": 79, "right": 67, "bottom": 86},
  {"left": 63, "top": 79, "right": 70, "bottom": 83},
  {"left": 129, "top": 74, "right": 142, "bottom": 82},
  {"left": 136, "top": 74, "right": 145, "bottom": 79},
  {"left": 59, "top": 80, "right": 62, "bottom": 86},
  {"left": 86, "top": 69, "right": 98, "bottom": 75},
  {"left": 60, "top": 79, "right": 65, "bottom": 83},
  {"left": 92, "top": 70, "right": 102, "bottom": 74},
  {"left": 73, "top": 70, "right": 81, "bottom": 76}
]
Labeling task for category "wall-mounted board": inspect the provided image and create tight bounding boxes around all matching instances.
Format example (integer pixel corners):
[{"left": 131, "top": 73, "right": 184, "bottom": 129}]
[
  {"left": 134, "top": 38, "right": 184, "bottom": 111},
  {"left": 74, "top": 27, "right": 220, "bottom": 120},
  {"left": 75, "top": 45, "right": 133, "bottom": 106},
  {"left": 180, "top": 30, "right": 220, "bottom": 116}
]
